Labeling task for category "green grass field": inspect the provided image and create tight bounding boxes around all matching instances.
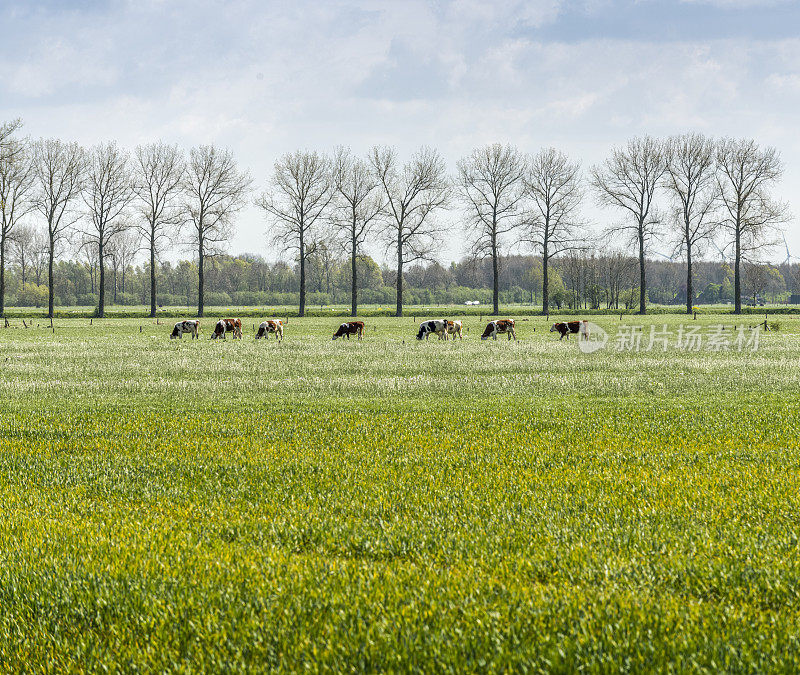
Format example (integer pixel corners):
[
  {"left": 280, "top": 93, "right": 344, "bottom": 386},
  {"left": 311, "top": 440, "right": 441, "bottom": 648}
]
[{"left": 1, "top": 313, "right": 799, "bottom": 671}]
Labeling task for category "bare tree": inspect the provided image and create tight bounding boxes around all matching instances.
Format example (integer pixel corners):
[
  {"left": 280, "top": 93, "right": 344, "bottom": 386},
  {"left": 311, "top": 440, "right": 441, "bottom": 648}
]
[
  {"left": 183, "top": 145, "right": 251, "bottom": 317},
  {"left": 11, "top": 224, "right": 36, "bottom": 290},
  {"left": 257, "top": 150, "right": 332, "bottom": 317},
  {"left": 331, "top": 147, "right": 383, "bottom": 316},
  {"left": 370, "top": 146, "right": 450, "bottom": 317},
  {"left": 591, "top": 136, "right": 666, "bottom": 314},
  {"left": 0, "top": 128, "right": 36, "bottom": 315},
  {"left": 29, "top": 228, "right": 48, "bottom": 287},
  {"left": 599, "top": 249, "right": 636, "bottom": 310},
  {"left": 524, "top": 147, "right": 585, "bottom": 314},
  {"left": 133, "top": 142, "right": 185, "bottom": 317},
  {"left": 663, "top": 133, "right": 718, "bottom": 314},
  {"left": 457, "top": 143, "right": 526, "bottom": 315},
  {"left": 80, "top": 142, "right": 134, "bottom": 317},
  {"left": 742, "top": 262, "right": 771, "bottom": 306},
  {"left": 107, "top": 228, "right": 141, "bottom": 303},
  {"left": 33, "top": 139, "right": 87, "bottom": 317},
  {"left": 716, "top": 138, "right": 789, "bottom": 314}
]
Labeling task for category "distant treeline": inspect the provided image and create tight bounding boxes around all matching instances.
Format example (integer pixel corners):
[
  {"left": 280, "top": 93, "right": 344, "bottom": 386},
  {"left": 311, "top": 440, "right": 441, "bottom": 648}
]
[{"left": 4, "top": 250, "right": 796, "bottom": 311}]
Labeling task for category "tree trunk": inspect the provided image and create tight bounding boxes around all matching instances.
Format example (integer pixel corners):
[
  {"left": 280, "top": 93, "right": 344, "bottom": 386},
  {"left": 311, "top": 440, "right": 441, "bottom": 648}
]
[
  {"left": 492, "top": 236, "right": 499, "bottom": 316},
  {"left": 98, "top": 240, "right": 105, "bottom": 318},
  {"left": 149, "top": 232, "right": 157, "bottom": 318},
  {"left": 0, "top": 234, "right": 6, "bottom": 317},
  {"left": 20, "top": 247, "right": 26, "bottom": 291},
  {"left": 542, "top": 239, "right": 549, "bottom": 314},
  {"left": 686, "top": 236, "right": 693, "bottom": 315},
  {"left": 638, "top": 223, "right": 646, "bottom": 315},
  {"left": 48, "top": 233, "right": 55, "bottom": 319},
  {"left": 395, "top": 235, "right": 403, "bottom": 318},
  {"left": 734, "top": 226, "right": 741, "bottom": 314},
  {"left": 197, "top": 239, "right": 204, "bottom": 317},
  {"left": 351, "top": 236, "right": 357, "bottom": 318},
  {"left": 299, "top": 223, "right": 306, "bottom": 318}
]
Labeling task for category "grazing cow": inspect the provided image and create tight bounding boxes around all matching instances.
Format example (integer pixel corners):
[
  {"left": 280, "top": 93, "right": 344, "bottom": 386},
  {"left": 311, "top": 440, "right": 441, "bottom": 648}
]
[
  {"left": 170, "top": 319, "right": 200, "bottom": 339},
  {"left": 550, "top": 320, "right": 590, "bottom": 341},
  {"left": 332, "top": 321, "right": 364, "bottom": 340},
  {"left": 446, "top": 320, "right": 463, "bottom": 340},
  {"left": 481, "top": 318, "right": 516, "bottom": 341},
  {"left": 417, "top": 319, "right": 449, "bottom": 340},
  {"left": 211, "top": 317, "right": 243, "bottom": 340},
  {"left": 256, "top": 319, "right": 283, "bottom": 341}
]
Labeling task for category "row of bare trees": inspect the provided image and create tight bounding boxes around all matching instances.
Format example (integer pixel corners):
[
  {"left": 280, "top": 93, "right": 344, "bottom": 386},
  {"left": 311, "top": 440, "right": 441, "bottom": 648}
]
[
  {"left": 457, "top": 136, "right": 788, "bottom": 317},
  {"left": 0, "top": 118, "right": 790, "bottom": 317},
  {"left": 593, "top": 135, "right": 789, "bottom": 314},
  {"left": 0, "top": 121, "right": 251, "bottom": 318},
  {"left": 258, "top": 147, "right": 451, "bottom": 317}
]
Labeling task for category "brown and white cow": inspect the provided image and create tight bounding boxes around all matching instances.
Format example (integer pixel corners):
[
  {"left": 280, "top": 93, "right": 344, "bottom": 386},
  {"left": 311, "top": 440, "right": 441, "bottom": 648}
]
[
  {"left": 550, "top": 320, "right": 590, "bottom": 341},
  {"left": 256, "top": 319, "right": 283, "bottom": 340},
  {"left": 170, "top": 319, "right": 200, "bottom": 339},
  {"left": 481, "top": 318, "right": 516, "bottom": 341},
  {"left": 211, "top": 317, "right": 243, "bottom": 339},
  {"left": 332, "top": 321, "right": 364, "bottom": 340},
  {"left": 446, "top": 320, "right": 463, "bottom": 340}
]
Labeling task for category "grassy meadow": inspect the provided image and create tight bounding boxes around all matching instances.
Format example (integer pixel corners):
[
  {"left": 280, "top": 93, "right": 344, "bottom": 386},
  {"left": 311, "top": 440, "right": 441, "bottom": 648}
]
[{"left": 1, "top": 312, "right": 799, "bottom": 671}]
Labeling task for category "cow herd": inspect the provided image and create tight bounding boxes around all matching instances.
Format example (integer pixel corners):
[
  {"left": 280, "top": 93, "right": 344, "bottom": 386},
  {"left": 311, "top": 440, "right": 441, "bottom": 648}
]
[{"left": 170, "top": 317, "right": 592, "bottom": 343}]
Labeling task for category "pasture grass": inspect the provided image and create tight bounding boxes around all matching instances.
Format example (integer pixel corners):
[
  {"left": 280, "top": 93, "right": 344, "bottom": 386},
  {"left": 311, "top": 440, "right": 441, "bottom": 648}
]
[{"left": 0, "top": 314, "right": 799, "bottom": 671}]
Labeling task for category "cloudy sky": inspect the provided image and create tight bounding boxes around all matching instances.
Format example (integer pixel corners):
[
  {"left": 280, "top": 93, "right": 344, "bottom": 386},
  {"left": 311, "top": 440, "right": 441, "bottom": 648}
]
[{"left": 1, "top": 0, "right": 798, "bottom": 264}]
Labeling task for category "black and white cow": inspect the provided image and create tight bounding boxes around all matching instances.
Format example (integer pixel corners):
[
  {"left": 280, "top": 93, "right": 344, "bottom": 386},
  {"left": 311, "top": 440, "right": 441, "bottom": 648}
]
[
  {"left": 416, "top": 319, "right": 449, "bottom": 340},
  {"left": 170, "top": 320, "right": 200, "bottom": 339}
]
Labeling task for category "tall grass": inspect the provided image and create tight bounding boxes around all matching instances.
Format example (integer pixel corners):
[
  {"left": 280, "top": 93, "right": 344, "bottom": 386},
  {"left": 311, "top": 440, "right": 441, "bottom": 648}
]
[{"left": 0, "top": 315, "right": 798, "bottom": 670}]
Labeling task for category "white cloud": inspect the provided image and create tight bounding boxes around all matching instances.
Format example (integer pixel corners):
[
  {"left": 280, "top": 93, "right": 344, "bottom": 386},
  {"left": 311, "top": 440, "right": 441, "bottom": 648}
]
[{"left": 1, "top": 0, "right": 798, "bottom": 260}]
